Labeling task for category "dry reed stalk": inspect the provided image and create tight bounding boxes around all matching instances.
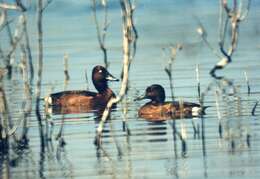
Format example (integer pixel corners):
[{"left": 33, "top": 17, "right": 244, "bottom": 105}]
[
  {"left": 19, "top": 48, "right": 32, "bottom": 142},
  {"left": 35, "top": 0, "right": 46, "bottom": 150},
  {"left": 196, "top": 19, "right": 222, "bottom": 59},
  {"left": 6, "top": 15, "right": 25, "bottom": 54},
  {"left": 179, "top": 98, "right": 187, "bottom": 156},
  {"left": 6, "top": 48, "right": 32, "bottom": 142},
  {"left": 244, "top": 71, "right": 250, "bottom": 96},
  {"left": 196, "top": 64, "right": 201, "bottom": 99},
  {"left": 0, "top": 1, "right": 16, "bottom": 45},
  {"left": 95, "top": 0, "right": 137, "bottom": 147},
  {"left": 201, "top": 113, "right": 206, "bottom": 156},
  {"left": 63, "top": 53, "right": 70, "bottom": 84},
  {"left": 211, "top": 0, "right": 251, "bottom": 78},
  {"left": 92, "top": 0, "right": 109, "bottom": 68},
  {"left": 0, "top": 1, "right": 20, "bottom": 10},
  {"left": 42, "top": 0, "right": 53, "bottom": 12},
  {"left": 55, "top": 54, "right": 71, "bottom": 147},
  {"left": 0, "top": 72, "right": 10, "bottom": 151},
  {"left": 197, "top": 0, "right": 251, "bottom": 79},
  {"left": 84, "top": 69, "right": 90, "bottom": 90},
  {"left": 0, "top": 12, "right": 15, "bottom": 33},
  {"left": 3, "top": 12, "right": 25, "bottom": 78},
  {"left": 163, "top": 44, "right": 189, "bottom": 154},
  {"left": 0, "top": 88, "right": 8, "bottom": 136},
  {"left": 235, "top": 87, "right": 242, "bottom": 116},
  {"left": 34, "top": 0, "right": 53, "bottom": 150},
  {"left": 215, "top": 90, "right": 223, "bottom": 138},
  {"left": 163, "top": 44, "right": 180, "bottom": 148},
  {"left": 215, "top": 90, "right": 221, "bottom": 121},
  {"left": 163, "top": 44, "right": 182, "bottom": 101},
  {"left": 190, "top": 65, "right": 201, "bottom": 138},
  {"left": 163, "top": 44, "right": 185, "bottom": 153},
  {"left": 20, "top": 12, "right": 34, "bottom": 84},
  {"left": 121, "top": 96, "right": 130, "bottom": 134},
  {"left": 0, "top": 0, "right": 33, "bottom": 81},
  {"left": 44, "top": 85, "right": 54, "bottom": 140},
  {"left": 0, "top": 0, "right": 19, "bottom": 79}
]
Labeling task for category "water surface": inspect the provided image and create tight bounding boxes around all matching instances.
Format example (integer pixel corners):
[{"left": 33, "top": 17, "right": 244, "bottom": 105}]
[{"left": 1, "top": 0, "right": 260, "bottom": 178}]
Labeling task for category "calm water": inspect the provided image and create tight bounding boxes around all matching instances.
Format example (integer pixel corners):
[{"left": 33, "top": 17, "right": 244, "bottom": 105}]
[{"left": 1, "top": 0, "right": 260, "bottom": 178}]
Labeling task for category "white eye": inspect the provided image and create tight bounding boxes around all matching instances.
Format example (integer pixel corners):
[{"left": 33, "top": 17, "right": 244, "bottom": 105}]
[{"left": 98, "top": 70, "right": 102, "bottom": 73}]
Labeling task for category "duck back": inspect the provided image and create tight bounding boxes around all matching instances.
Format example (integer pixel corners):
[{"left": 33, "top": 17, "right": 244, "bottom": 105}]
[{"left": 47, "top": 90, "right": 97, "bottom": 106}]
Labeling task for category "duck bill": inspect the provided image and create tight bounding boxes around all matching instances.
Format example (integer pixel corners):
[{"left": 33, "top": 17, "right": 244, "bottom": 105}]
[
  {"left": 106, "top": 73, "right": 119, "bottom": 82},
  {"left": 134, "top": 94, "right": 147, "bottom": 101}
]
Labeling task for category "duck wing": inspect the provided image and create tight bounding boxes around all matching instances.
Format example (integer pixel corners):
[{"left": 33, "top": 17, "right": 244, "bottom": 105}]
[{"left": 46, "top": 90, "right": 97, "bottom": 106}]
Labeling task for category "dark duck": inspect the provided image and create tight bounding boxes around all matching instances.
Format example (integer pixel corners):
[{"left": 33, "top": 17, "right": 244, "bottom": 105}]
[
  {"left": 135, "top": 84, "right": 206, "bottom": 121},
  {"left": 45, "top": 65, "right": 118, "bottom": 114}
]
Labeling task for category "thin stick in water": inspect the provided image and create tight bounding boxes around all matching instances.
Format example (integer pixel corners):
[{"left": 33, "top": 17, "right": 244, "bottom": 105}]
[
  {"left": 196, "top": 64, "right": 201, "bottom": 99},
  {"left": 92, "top": 0, "right": 109, "bottom": 68},
  {"left": 244, "top": 71, "right": 250, "bottom": 96},
  {"left": 64, "top": 53, "right": 70, "bottom": 84}
]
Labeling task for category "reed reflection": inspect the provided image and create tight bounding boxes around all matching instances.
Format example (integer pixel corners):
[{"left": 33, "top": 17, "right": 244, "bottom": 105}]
[{"left": 202, "top": 77, "right": 251, "bottom": 152}]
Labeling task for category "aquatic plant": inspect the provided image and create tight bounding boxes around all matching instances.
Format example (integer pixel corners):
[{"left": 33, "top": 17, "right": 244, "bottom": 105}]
[
  {"left": 95, "top": 0, "right": 138, "bottom": 148},
  {"left": 162, "top": 44, "right": 182, "bottom": 101},
  {"left": 35, "top": 0, "right": 53, "bottom": 151},
  {"left": 0, "top": 68, "right": 9, "bottom": 153},
  {"left": 0, "top": 0, "right": 53, "bottom": 153},
  {"left": 197, "top": 0, "right": 251, "bottom": 79},
  {"left": 0, "top": 0, "right": 34, "bottom": 153},
  {"left": 196, "top": 0, "right": 253, "bottom": 153},
  {"left": 92, "top": 0, "right": 109, "bottom": 68}
]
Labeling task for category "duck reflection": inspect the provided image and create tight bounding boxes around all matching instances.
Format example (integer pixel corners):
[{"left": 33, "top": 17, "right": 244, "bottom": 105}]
[{"left": 145, "top": 121, "right": 168, "bottom": 143}]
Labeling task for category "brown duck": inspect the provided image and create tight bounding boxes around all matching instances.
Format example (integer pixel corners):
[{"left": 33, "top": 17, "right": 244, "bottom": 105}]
[
  {"left": 135, "top": 84, "right": 206, "bottom": 121},
  {"left": 45, "top": 65, "right": 118, "bottom": 114}
]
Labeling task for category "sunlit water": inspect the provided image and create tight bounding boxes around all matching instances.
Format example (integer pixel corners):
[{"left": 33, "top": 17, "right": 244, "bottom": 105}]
[{"left": 1, "top": 0, "right": 260, "bottom": 178}]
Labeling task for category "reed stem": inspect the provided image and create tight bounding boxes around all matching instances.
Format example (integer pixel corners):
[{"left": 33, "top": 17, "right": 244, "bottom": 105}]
[{"left": 95, "top": 0, "right": 137, "bottom": 147}]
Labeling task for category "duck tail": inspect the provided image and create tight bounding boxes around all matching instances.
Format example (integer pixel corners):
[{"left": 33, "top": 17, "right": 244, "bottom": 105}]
[
  {"left": 192, "top": 105, "right": 210, "bottom": 116},
  {"left": 201, "top": 106, "right": 210, "bottom": 115}
]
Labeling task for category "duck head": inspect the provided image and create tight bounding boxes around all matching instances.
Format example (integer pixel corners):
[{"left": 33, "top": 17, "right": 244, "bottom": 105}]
[
  {"left": 92, "top": 65, "right": 119, "bottom": 93},
  {"left": 135, "top": 84, "right": 166, "bottom": 104}
]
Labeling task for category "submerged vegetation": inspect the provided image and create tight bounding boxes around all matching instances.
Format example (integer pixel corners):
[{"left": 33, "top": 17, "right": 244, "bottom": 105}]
[{"left": 0, "top": 0, "right": 259, "bottom": 178}]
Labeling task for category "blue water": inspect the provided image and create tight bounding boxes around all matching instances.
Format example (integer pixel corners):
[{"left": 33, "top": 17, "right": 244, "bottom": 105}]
[{"left": 1, "top": 0, "right": 260, "bottom": 178}]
